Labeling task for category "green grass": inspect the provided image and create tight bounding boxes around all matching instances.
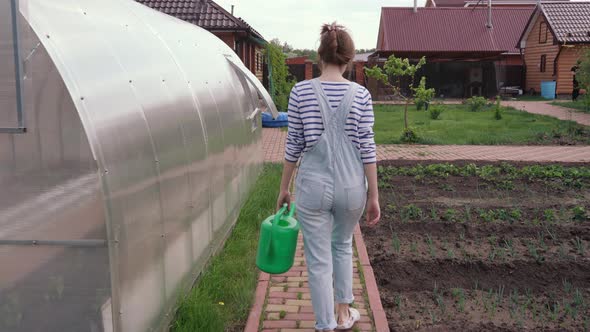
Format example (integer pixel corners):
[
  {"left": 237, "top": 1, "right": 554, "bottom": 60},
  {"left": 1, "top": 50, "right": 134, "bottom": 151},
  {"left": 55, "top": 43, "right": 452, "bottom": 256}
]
[
  {"left": 374, "top": 104, "right": 588, "bottom": 145},
  {"left": 172, "top": 164, "right": 282, "bottom": 332},
  {"left": 552, "top": 100, "right": 590, "bottom": 114}
]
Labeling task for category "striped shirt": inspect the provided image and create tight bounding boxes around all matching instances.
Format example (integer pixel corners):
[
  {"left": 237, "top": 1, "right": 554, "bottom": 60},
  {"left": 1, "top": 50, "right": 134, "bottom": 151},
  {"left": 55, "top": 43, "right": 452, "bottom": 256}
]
[{"left": 285, "top": 80, "right": 377, "bottom": 164}]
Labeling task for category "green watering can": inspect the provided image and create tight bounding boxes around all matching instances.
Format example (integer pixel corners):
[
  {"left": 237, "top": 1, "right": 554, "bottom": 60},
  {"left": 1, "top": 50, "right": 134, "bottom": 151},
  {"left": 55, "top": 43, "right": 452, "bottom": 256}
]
[{"left": 256, "top": 203, "right": 300, "bottom": 274}]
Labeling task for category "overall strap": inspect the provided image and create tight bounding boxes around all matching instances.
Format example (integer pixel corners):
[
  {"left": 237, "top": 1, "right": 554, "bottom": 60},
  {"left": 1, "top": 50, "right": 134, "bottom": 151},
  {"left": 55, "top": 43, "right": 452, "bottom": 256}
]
[
  {"left": 336, "top": 83, "right": 360, "bottom": 125},
  {"left": 309, "top": 78, "right": 332, "bottom": 127}
]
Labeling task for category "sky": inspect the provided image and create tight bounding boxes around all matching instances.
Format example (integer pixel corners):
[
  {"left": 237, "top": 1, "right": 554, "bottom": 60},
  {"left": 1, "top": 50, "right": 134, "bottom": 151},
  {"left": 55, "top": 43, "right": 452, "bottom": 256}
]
[{"left": 214, "top": 0, "right": 427, "bottom": 50}]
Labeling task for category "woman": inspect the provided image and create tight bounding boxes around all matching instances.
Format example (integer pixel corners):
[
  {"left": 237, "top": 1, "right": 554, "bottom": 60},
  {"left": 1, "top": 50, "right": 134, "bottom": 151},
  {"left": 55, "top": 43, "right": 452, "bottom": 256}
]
[{"left": 276, "top": 22, "right": 381, "bottom": 331}]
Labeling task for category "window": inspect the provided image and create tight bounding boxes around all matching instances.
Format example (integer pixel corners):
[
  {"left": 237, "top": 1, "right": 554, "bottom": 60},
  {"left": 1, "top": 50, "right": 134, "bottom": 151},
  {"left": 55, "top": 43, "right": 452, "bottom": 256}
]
[
  {"left": 540, "top": 55, "right": 547, "bottom": 72},
  {"left": 539, "top": 22, "right": 548, "bottom": 44},
  {"left": 0, "top": 0, "right": 25, "bottom": 133}
]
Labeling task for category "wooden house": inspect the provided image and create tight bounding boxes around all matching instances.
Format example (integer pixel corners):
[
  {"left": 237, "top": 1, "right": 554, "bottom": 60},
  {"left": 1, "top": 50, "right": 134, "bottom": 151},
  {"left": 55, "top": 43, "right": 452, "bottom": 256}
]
[{"left": 517, "top": 2, "right": 590, "bottom": 95}]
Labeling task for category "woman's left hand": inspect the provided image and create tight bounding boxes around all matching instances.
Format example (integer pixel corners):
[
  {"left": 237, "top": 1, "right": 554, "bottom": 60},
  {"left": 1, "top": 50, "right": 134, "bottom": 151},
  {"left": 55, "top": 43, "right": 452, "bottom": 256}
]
[{"left": 365, "top": 196, "right": 381, "bottom": 226}]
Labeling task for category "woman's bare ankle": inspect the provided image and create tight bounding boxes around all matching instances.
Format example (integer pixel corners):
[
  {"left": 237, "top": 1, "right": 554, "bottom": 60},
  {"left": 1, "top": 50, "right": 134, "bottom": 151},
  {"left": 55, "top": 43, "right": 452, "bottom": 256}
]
[{"left": 337, "top": 303, "right": 350, "bottom": 323}]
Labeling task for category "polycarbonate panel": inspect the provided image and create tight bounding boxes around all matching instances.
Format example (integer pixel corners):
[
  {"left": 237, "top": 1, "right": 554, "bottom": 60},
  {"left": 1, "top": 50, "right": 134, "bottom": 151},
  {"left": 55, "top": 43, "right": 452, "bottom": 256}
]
[
  {"left": 8, "top": 0, "right": 278, "bottom": 331},
  {"left": 0, "top": 20, "right": 111, "bottom": 332},
  {"left": 0, "top": 0, "right": 20, "bottom": 129},
  {"left": 0, "top": 245, "right": 111, "bottom": 332}
]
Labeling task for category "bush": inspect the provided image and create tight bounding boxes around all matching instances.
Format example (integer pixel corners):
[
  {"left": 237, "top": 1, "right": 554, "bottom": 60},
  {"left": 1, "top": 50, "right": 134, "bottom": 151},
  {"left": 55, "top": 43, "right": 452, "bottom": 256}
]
[
  {"left": 414, "top": 77, "right": 435, "bottom": 110},
  {"left": 494, "top": 96, "right": 502, "bottom": 120},
  {"left": 400, "top": 127, "right": 420, "bottom": 143},
  {"left": 466, "top": 96, "right": 488, "bottom": 112},
  {"left": 266, "top": 42, "right": 296, "bottom": 112},
  {"left": 429, "top": 105, "right": 445, "bottom": 120}
]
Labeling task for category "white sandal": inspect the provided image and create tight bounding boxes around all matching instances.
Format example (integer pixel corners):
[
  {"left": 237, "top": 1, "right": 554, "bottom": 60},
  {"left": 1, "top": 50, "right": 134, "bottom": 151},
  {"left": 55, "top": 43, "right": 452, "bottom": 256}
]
[{"left": 335, "top": 307, "right": 360, "bottom": 330}]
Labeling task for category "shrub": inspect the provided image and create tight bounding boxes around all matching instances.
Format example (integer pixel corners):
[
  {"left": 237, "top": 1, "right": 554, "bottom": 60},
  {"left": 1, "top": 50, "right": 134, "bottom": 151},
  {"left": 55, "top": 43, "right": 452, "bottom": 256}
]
[
  {"left": 429, "top": 105, "right": 445, "bottom": 120},
  {"left": 466, "top": 96, "right": 488, "bottom": 112},
  {"left": 494, "top": 96, "right": 502, "bottom": 120},
  {"left": 414, "top": 77, "right": 435, "bottom": 110},
  {"left": 400, "top": 127, "right": 420, "bottom": 143}
]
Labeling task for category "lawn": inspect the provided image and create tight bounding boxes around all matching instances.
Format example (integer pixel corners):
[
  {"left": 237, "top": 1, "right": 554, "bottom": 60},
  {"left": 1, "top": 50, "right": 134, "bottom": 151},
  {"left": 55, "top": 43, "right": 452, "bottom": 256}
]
[
  {"left": 363, "top": 161, "right": 590, "bottom": 331},
  {"left": 552, "top": 100, "right": 590, "bottom": 114},
  {"left": 173, "top": 164, "right": 281, "bottom": 332},
  {"left": 373, "top": 104, "right": 590, "bottom": 145}
]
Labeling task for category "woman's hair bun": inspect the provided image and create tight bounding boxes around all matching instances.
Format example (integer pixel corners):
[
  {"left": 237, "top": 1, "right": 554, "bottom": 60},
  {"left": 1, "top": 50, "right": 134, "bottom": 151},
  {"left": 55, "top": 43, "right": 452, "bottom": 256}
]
[{"left": 318, "top": 22, "right": 355, "bottom": 66}]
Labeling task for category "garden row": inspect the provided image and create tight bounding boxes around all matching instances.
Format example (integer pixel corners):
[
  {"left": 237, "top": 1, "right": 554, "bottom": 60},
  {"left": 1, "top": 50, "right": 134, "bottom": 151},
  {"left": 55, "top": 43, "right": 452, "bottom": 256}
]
[{"left": 362, "top": 160, "right": 590, "bottom": 331}]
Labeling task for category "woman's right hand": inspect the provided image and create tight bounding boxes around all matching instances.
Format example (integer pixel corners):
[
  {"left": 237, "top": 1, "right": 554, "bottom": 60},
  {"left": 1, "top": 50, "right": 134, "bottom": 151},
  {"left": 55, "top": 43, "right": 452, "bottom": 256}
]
[{"left": 276, "top": 190, "right": 292, "bottom": 211}]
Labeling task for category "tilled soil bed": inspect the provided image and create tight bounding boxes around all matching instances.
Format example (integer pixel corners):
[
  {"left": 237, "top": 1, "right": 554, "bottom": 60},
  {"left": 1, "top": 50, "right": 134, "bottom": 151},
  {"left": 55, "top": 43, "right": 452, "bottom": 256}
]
[{"left": 361, "top": 160, "right": 590, "bottom": 331}]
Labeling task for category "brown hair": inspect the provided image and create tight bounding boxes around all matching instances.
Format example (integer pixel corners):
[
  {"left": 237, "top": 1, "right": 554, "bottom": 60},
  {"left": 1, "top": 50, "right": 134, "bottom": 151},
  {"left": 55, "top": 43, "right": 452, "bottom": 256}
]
[{"left": 317, "top": 22, "right": 355, "bottom": 66}]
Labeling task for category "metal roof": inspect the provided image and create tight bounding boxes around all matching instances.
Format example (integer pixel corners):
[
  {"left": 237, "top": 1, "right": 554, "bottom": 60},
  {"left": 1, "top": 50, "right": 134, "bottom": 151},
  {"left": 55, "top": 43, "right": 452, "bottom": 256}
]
[
  {"left": 135, "top": 0, "right": 265, "bottom": 40},
  {"left": 541, "top": 1, "right": 590, "bottom": 43},
  {"left": 429, "top": 0, "right": 467, "bottom": 7},
  {"left": 379, "top": 7, "right": 533, "bottom": 54}
]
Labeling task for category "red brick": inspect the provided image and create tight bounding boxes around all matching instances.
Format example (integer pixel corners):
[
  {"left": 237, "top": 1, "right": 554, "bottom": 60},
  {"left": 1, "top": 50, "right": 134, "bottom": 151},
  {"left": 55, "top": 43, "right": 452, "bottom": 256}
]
[
  {"left": 262, "top": 320, "right": 297, "bottom": 328},
  {"left": 357, "top": 323, "right": 373, "bottom": 329},
  {"left": 300, "top": 306, "right": 314, "bottom": 313},
  {"left": 267, "top": 298, "right": 284, "bottom": 304},
  {"left": 284, "top": 313, "right": 316, "bottom": 321},
  {"left": 269, "top": 292, "right": 298, "bottom": 299}
]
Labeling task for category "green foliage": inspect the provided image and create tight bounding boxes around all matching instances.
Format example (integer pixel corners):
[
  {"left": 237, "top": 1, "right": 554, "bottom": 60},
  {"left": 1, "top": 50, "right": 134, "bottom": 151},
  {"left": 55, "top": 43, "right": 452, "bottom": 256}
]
[
  {"left": 428, "top": 104, "right": 445, "bottom": 120},
  {"left": 494, "top": 96, "right": 503, "bottom": 120},
  {"left": 572, "top": 206, "right": 588, "bottom": 222},
  {"left": 466, "top": 96, "right": 488, "bottom": 112},
  {"left": 365, "top": 55, "right": 428, "bottom": 138},
  {"left": 401, "top": 204, "right": 424, "bottom": 220},
  {"left": 578, "top": 50, "right": 590, "bottom": 90},
  {"left": 400, "top": 127, "right": 419, "bottom": 143},
  {"left": 365, "top": 56, "right": 427, "bottom": 88},
  {"left": 414, "top": 77, "right": 435, "bottom": 110},
  {"left": 266, "top": 43, "right": 296, "bottom": 112}
]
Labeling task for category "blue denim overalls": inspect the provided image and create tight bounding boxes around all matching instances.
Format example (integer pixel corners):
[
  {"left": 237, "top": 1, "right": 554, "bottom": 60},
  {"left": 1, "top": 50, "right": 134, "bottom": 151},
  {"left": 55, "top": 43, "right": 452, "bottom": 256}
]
[{"left": 295, "top": 78, "right": 367, "bottom": 330}]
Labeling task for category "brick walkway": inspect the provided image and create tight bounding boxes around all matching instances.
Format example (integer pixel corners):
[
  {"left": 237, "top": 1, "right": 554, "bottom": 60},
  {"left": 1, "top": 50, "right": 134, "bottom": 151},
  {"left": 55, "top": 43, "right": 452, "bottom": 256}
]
[
  {"left": 263, "top": 128, "right": 590, "bottom": 163},
  {"left": 245, "top": 226, "right": 388, "bottom": 332},
  {"left": 503, "top": 100, "right": 590, "bottom": 126}
]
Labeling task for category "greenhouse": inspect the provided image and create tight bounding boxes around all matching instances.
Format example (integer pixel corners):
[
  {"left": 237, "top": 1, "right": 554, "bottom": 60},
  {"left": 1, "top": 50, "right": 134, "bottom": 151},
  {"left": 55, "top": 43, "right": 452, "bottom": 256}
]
[{"left": 0, "top": 0, "right": 276, "bottom": 331}]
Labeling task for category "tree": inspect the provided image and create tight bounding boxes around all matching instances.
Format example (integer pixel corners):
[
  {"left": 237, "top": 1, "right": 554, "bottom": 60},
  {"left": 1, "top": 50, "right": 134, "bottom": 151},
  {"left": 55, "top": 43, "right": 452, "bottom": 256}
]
[{"left": 364, "top": 55, "right": 427, "bottom": 142}]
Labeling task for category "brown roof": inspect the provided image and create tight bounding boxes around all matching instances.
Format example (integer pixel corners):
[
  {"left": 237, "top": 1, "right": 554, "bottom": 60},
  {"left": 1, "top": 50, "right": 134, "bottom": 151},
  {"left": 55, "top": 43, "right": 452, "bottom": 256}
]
[
  {"left": 541, "top": 1, "right": 590, "bottom": 43},
  {"left": 378, "top": 7, "right": 534, "bottom": 54},
  {"left": 135, "top": 0, "right": 265, "bottom": 41}
]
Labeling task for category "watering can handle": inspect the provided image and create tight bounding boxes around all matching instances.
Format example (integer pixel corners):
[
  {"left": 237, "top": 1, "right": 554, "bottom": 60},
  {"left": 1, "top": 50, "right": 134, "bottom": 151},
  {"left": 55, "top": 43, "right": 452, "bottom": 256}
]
[
  {"left": 288, "top": 202, "right": 296, "bottom": 218},
  {"left": 265, "top": 203, "right": 296, "bottom": 256}
]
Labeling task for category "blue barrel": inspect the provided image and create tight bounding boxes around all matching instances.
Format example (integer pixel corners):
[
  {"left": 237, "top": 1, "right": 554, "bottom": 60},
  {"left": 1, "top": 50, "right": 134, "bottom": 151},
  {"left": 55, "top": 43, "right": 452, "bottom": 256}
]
[
  {"left": 540, "top": 81, "right": 556, "bottom": 100},
  {"left": 262, "top": 111, "right": 288, "bottom": 128}
]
